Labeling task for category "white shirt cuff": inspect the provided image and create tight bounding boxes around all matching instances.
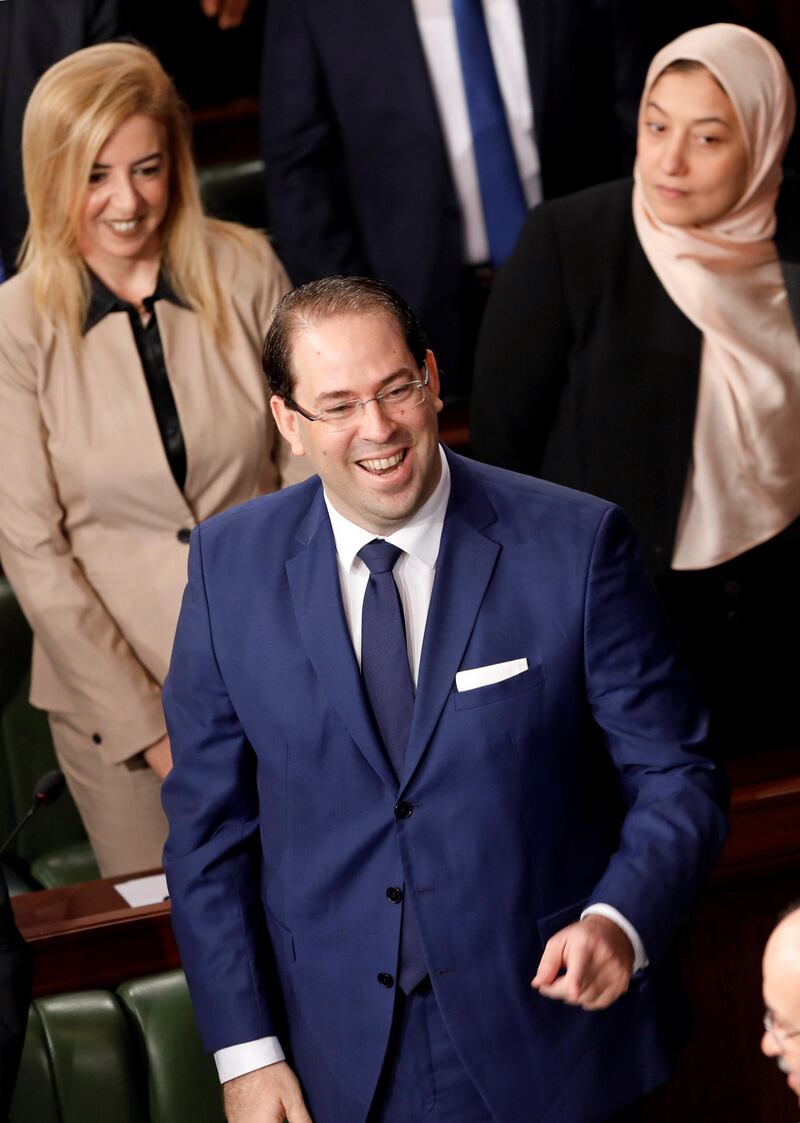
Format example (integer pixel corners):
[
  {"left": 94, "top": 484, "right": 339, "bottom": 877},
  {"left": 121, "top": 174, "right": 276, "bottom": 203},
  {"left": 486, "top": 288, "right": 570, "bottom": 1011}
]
[
  {"left": 214, "top": 1036, "right": 285, "bottom": 1084},
  {"left": 581, "top": 903, "right": 649, "bottom": 973}
]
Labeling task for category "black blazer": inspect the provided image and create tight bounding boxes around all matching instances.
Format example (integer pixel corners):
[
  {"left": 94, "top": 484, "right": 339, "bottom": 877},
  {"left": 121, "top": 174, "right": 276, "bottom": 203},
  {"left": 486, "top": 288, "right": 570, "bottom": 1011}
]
[
  {"left": 0, "top": 0, "right": 123, "bottom": 273},
  {"left": 471, "top": 176, "right": 800, "bottom": 575},
  {"left": 260, "top": 0, "right": 723, "bottom": 393}
]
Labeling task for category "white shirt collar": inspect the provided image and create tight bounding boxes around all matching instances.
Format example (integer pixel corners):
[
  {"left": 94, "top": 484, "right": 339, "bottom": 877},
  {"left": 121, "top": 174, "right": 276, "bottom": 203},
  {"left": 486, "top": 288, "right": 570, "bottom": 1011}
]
[{"left": 324, "top": 446, "right": 451, "bottom": 572}]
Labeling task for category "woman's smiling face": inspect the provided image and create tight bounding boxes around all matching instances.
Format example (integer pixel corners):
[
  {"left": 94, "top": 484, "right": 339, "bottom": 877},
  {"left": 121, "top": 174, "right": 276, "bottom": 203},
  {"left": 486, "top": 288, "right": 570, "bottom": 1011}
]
[{"left": 77, "top": 113, "right": 170, "bottom": 270}]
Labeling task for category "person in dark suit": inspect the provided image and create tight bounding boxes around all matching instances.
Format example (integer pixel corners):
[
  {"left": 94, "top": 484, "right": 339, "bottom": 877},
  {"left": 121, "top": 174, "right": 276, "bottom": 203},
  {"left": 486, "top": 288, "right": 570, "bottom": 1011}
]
[
  {"left": 161, "top": 275, "right": 728, "bottom": 1122},
  {"left": 472, "top": 23, "right": 800, "bottom": 756},
  {"left": 260, "top": 0, "right": 724, "bottom": 398},
  {"left": 0, "top": 868, "right": 31, "bottom": 1117},
  {"left": 0, "top": 0, "right": 123, "bottom": 279}
]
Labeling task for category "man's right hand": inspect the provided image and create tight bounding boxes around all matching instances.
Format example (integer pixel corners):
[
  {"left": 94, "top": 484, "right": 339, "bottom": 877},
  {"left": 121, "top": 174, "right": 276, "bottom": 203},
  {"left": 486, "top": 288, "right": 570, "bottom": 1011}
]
[{"left": 223, "top": 1062, "right": 313, "bottom": 1122}]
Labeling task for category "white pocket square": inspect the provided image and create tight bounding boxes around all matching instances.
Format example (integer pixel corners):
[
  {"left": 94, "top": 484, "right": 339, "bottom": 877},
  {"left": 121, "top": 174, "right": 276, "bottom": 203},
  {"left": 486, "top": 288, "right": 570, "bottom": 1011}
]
[{"left": 455, "top": 658, "right": 529, "bottom": 693}]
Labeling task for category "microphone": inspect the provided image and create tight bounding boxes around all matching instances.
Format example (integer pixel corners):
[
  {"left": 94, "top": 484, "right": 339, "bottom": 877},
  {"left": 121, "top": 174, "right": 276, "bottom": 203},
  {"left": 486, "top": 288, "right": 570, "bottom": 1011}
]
[{"left": 0, "top": 770, "right": 66, "bottom": 858}]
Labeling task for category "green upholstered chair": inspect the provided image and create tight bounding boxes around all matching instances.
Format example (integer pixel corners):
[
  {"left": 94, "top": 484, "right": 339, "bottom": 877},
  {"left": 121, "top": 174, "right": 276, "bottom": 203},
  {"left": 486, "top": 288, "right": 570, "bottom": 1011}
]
[
  {"left": 198, "top": 158, "right": 267, "bottom": 230},
  {"left": 0, "top": 578, "right": 99, "bottom": 890},
  {"left": 9, "top": 991, "right": 147, "bottom": 1123},
  {"left": 117, "top": 969, "right": 225, "bottom": 1123},
  {"left": 9, "top": 972, "right": 223, "bottom": 1123},
  {"left": 7, "top": 1003, "right": 61, "bottom": 1123}
]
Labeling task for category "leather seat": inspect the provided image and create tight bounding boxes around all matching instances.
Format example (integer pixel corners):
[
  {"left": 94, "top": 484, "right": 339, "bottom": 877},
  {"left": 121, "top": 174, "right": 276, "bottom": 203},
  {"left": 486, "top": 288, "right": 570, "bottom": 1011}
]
[
  {"left": 198, "top": 158, "right": 267, "bottom": 230},
  {"left": 117, "top": 969, "right": 225, "bottom": 1123},
  {"left": 9, "top": 991, "right": 146, "bottom": 1123}
]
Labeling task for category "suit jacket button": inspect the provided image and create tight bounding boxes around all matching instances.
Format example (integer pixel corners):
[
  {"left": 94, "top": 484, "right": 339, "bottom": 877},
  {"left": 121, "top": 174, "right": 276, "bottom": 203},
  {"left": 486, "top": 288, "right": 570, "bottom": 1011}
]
[
  {"left": 377, "top": 973, "right": 394, "bottom": 988},
  {"left": 177, "top": 527, "right": 192, "bottom": 544},
  {"left": 386, "top": 886, "right": 403, "bottom": 904},
  {"left": 395, "top": 801, "right": 413, "bottom": 819},
  {"left": 92, "top": 733, "right": 102, "bottom": 744}
]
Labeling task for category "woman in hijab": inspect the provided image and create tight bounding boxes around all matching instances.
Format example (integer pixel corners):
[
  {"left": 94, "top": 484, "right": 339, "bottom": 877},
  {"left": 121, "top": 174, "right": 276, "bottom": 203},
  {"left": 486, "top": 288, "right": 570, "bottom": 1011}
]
[
  {"left": 472, "top": 24, "right": 800, "bottom": 755},
  {"left": 0, "top": 43, "right": 305, "bottom": 875}
]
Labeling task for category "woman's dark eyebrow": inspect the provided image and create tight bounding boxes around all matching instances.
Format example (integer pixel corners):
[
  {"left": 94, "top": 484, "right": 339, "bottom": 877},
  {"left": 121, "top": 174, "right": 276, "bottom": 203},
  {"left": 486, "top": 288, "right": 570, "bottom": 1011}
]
[
  {"left": 132, "top": 151, "right": 163, "bottom": 166},
  {"left": 646, "top": 100, "right": 731, "bottom": 128},
  {"left": 90, "top": 150, "right": 163, "bottom": 170}
]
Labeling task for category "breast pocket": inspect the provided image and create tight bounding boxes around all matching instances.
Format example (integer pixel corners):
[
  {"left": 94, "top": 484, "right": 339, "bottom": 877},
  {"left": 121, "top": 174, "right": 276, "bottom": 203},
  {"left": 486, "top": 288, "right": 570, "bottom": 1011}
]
[{"left": 452, "top": 661, "right": 545, "bottom": 711}]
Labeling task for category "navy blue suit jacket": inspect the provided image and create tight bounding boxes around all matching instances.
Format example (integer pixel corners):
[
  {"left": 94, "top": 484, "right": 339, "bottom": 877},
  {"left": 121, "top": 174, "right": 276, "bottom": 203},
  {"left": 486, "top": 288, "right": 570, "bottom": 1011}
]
[{"left": 162, "top": 450, "right": 727, "bottom": 1123}]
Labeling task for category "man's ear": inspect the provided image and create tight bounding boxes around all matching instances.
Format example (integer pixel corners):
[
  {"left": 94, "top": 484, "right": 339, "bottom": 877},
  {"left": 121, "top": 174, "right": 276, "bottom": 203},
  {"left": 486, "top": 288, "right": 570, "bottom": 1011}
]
[
  {"left": 271, "top": 395, "right": 306, "bottom": 457},
  {"left": 425, "top": 349, "right": 444, "bottom": 414}
]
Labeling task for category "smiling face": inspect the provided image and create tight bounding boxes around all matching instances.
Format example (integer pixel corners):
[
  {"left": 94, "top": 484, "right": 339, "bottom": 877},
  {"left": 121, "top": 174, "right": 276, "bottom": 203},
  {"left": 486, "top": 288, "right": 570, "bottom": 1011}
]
[
  {"left": 762, "top": 912, "right": 800, "bottom": 1106},
  {"left": 637, "top": 66, "right": 750, "bottom": 227},
  {"left": 77, "top": 113, "right": 169, "bottom": 272},
  {"left": 271, "top": 310, "right": 444, "bottom": 535}
]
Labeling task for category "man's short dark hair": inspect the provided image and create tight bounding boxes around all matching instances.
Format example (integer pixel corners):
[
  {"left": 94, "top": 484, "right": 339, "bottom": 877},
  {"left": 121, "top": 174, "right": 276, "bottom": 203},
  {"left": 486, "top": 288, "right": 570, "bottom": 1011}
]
[{"left": 262, "top": 276, "right": 428, "bottom": 402}]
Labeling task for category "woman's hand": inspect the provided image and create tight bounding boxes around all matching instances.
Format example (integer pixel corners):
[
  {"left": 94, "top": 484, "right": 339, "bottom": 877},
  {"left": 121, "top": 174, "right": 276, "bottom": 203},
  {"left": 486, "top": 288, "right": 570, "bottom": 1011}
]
[{"left": 143, "top": 733, "right": 173, "bottom": 779}]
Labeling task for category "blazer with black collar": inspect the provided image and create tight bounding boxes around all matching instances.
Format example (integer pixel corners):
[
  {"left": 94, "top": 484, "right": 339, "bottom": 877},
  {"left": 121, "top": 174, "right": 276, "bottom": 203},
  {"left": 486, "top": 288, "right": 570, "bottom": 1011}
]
[
  {"left": 162, "top": 448, "right": 727, "bottom": 1123},
  {"left": 471, "top": 175, "right": 800, "bottom": 576}
]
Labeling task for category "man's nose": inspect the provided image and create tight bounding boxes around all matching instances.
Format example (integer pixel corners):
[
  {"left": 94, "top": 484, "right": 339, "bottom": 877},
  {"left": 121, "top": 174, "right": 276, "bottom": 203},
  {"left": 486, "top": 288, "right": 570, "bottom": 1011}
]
[
  {"left": 358, "top": 397, "right": 398, "bottom": 441},
  {"left": 762, "top": 1029, "right": 780, "bottom": 1058}
]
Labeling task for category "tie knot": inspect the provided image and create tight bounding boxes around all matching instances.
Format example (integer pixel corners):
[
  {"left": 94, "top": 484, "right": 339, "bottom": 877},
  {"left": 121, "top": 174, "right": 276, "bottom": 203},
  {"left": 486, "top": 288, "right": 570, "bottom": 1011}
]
[{"left": 358, "top": 539, "right": 403, "bottom": 575}]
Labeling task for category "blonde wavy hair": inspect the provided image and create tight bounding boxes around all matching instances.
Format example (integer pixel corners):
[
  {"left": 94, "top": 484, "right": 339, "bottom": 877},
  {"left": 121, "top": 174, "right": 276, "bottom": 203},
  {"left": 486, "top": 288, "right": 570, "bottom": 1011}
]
[{"left": 19, "top": 41, "right": 256, "bottom": 343}]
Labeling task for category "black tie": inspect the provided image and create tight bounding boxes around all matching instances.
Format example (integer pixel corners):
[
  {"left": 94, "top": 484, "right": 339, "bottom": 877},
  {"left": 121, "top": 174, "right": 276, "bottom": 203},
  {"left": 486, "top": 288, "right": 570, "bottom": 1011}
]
[{"left": 358, "top": 540, "right": 427, "bottom": 992}]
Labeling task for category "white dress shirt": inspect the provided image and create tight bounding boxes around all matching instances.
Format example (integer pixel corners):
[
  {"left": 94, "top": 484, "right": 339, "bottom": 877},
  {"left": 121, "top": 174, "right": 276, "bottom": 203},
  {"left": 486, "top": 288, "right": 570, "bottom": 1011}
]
[
  {"left": 411, "top": 0, "right": 543, "bottom": 263},
  {"left": 214, "top": 447, "right": 647, "bottom": 1083}
]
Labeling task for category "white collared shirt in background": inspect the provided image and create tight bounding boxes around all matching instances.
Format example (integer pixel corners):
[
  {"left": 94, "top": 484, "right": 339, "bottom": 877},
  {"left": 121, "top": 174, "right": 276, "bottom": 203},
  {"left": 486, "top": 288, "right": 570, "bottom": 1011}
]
[{"left": 411, "top": 0, "right": 543, "bottom": 263}]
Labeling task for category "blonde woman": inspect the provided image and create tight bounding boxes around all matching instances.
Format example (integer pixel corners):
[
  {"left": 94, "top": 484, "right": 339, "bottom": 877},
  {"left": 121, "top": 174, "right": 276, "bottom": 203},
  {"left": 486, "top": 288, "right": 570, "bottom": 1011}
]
[{"left": 0, "top": 43, "right": 304, "bottom": 876}]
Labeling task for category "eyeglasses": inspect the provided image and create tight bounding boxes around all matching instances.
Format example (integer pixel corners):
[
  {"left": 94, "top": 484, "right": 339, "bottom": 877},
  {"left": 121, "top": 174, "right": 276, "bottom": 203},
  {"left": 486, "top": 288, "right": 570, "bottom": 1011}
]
[
  {"left": 764, "top": 1009, "right": 800, "bottom": 1048},
  {"left": 284, "top": 365, "right": 430, "bottom": 432}
]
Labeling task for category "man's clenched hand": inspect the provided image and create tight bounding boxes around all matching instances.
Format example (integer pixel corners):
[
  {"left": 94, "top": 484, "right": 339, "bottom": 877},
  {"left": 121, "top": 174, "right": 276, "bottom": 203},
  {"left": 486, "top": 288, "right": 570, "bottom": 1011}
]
[{"left": 531, "top": 915, "right": 634, "bottom": 1011}]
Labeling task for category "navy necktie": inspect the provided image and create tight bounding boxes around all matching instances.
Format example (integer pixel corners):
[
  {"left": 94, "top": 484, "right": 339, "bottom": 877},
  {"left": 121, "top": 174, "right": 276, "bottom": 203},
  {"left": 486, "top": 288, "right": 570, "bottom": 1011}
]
[
  {"left": 358, "top": 540, "right": 414, "bottom": 779},
  {"left": 358, "top": 540, "right": 427, "bottom": 992},
  {"left": 453, "top": 0, "right": 527, "bottom": 264}
]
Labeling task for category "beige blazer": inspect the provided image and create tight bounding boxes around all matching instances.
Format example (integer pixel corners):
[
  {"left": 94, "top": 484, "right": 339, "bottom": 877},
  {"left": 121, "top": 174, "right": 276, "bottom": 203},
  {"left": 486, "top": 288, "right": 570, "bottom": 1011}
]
[{"left": 0, "top": 229, "right": 305, "bottom": 764}]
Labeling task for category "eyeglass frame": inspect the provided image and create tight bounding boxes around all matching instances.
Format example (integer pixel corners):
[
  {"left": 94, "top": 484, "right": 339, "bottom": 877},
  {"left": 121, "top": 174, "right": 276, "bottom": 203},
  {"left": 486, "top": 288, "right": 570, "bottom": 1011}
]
[
  {"left": 281, "top": 363, "right": 430, "bottom": 429},
  {"left": 764, "top": 1008, "right": 800, "bottom": 1048}
]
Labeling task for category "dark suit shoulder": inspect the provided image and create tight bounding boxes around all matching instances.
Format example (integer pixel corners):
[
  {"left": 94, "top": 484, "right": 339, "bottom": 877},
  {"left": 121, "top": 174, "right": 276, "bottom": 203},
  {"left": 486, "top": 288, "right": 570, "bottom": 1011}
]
[
  {"left": 451, "top": 453, "right": 618, "bottom": 545},
  {"left": 197, "top": 475, "right": 322, "bottom": 550}
]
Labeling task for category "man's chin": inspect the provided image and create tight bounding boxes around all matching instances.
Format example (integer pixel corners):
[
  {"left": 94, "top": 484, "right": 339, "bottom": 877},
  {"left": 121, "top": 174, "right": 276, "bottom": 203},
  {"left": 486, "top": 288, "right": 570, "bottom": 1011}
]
[{"left": 777, "top": 1057, "right": 800, "bottom": 1100}]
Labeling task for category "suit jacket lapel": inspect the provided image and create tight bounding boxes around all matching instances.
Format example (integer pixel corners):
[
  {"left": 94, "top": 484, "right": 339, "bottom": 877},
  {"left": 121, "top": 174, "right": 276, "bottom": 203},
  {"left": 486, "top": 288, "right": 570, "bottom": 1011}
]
[
  {"left": 286, "top": 489, "right": 398, "bottom": 792},
  {"left": 401, "top": 452, "right": 501, "bottom": 790}
]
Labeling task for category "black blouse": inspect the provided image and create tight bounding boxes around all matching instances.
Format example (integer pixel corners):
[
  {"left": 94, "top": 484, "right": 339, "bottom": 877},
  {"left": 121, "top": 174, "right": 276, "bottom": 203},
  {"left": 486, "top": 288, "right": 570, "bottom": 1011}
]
[{"left": 84, "top": 271, "right": 188, "bottom": 492}]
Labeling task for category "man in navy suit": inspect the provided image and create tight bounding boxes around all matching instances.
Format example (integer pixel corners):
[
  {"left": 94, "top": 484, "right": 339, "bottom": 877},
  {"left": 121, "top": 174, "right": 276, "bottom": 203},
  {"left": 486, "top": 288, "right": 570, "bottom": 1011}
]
[
  {"left": 260, "top": 1, "right": 729, "bottom": 396},
  {"left": 162, "top": 277, "right": 728, "bottom": 1122}
]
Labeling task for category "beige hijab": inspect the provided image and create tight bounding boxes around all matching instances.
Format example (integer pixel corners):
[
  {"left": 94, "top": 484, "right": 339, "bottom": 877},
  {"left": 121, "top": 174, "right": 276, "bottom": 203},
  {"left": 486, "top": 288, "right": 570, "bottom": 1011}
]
[{"left": 632, "top": 24, "right": 800, "bottom": 570}]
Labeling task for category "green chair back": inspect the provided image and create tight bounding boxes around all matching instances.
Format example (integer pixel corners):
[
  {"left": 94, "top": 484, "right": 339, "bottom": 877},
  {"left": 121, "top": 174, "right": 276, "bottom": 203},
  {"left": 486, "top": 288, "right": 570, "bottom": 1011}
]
[
  {"left": 9, "top": 991, "right": 147, "bottom": 1123},
  {"left": 117, "top": 970, "right": 225, "bottom": 1123}
]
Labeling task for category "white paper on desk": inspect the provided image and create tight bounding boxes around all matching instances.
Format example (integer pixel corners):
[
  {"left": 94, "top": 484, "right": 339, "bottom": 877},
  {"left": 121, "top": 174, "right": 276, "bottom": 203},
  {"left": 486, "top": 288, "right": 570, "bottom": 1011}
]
[{"left": 114, "top": 873, "right": 169, "bottom": 908}]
